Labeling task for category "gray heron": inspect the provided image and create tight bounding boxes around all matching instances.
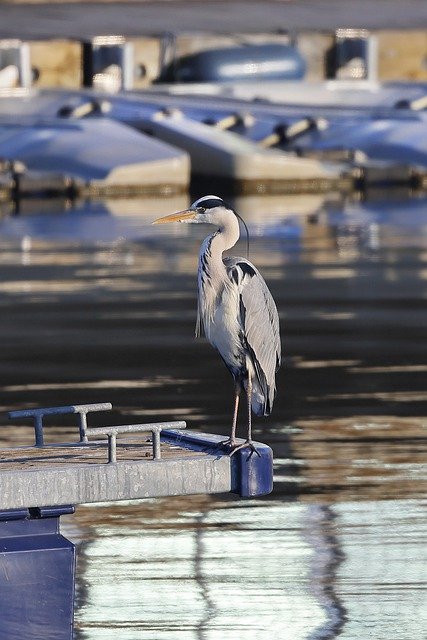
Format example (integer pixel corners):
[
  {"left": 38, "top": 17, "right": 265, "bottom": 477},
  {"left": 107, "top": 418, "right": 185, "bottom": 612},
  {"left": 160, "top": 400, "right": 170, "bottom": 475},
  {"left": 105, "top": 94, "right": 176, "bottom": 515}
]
[{"left": 153, "top": 195, "right": 281, "bottom": 453}]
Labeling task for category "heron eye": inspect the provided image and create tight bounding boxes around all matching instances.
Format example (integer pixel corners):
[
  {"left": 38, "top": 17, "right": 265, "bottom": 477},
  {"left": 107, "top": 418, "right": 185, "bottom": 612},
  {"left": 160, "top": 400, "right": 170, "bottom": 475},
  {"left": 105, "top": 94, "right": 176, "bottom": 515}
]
[{"left": 196, "top": 206, "right": 206, "bottom": 214}]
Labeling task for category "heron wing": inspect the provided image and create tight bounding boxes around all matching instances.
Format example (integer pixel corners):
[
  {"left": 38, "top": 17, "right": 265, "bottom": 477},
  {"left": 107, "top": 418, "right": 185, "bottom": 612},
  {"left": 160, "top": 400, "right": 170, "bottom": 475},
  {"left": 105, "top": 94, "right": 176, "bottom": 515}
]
[
  {"left": 224, "top": 256, "right": 281, "bottom": 415},
  {"left": 195, "top": 300, "right": 203, "bottom": 338}
]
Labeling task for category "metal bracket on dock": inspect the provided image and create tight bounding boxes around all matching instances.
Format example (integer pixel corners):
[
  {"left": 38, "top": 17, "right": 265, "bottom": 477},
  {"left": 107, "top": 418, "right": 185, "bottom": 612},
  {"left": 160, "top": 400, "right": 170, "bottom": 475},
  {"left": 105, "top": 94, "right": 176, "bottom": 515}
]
[
  {"left": 327, "top": 28, "right": 378, "bottom": 82},
  {"left": 259, "top": 117, "right": 328, "bottom": 148},
  {"left": 204, "top": 112, "right": 255, "bottom": 131},
  {"left": 82, "top": 35, "right": 134, "bottom": 92},
  {"left": 8, "top": 402, "right": 113, "bottom": 446},
  {"left": 0, "top": 39, "right": 32, "bottom": 90}
]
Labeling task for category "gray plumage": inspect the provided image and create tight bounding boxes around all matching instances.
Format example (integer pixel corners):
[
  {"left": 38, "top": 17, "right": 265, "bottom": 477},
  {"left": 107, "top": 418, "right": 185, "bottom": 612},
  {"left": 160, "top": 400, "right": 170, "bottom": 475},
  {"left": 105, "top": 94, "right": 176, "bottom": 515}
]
[
  {"left": 153, "top": 195, "right": 281, "bottom": 451},
  {"left": 197, "top": 254, "right": 280, "bottom": 417}
]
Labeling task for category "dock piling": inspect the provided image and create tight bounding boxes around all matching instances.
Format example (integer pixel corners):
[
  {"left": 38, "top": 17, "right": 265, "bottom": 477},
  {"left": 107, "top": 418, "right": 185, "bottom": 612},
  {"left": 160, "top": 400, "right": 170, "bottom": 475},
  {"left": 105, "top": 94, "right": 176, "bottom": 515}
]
[{"left": 0, "top": 506, "right": 76, "bottom": 640}]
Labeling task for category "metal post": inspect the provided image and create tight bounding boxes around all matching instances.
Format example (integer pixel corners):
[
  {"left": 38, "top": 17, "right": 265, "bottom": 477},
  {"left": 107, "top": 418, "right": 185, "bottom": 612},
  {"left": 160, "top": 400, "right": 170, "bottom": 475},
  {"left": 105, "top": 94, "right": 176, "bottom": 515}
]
[
  {"left": 82, "top": 36, "right": 134, "bottom": 92},
  {"left": 78, "top": 410, "right": 88, "bottom": 443},
  {"left": 152, "top": 428, "right": 161, "bottom": 459},
  {"left": 0, "top": 39, "right": 32, "bottom": 89},
  {"left": 327, "top": 29, "right": 378, "bottom": 82},
  {"left": 34, "top": 412, "right": 44, "bottom": 446},
  {"left": 108, "top": 432, "right": 117, "bottom": 463}
]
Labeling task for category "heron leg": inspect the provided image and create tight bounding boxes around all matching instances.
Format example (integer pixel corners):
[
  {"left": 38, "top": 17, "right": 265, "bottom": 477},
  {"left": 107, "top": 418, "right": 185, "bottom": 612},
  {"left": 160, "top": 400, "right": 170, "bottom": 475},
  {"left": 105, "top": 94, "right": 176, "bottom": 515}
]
[
  {"left": 227, "top": 377, "right": 260, "bottom": 458},
  {"left": 221, "top": 384, "right": 240, "bottom": 449},
  {"left": 231, "top": 386, "right": 240, "bottom": 445},
  {"left": 246, "top": 375, "right": 252, "bottom": 443}
]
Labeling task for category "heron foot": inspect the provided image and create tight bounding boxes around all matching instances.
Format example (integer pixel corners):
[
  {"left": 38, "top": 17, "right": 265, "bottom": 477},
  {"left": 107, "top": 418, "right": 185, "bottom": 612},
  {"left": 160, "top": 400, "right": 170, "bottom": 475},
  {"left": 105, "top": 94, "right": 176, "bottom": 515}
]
[
  {"left": 220, "top": 437, "right": 236, "bottom": 451},
  {"left": 221, "top": 439, "right": 261, "bottom": 458}
]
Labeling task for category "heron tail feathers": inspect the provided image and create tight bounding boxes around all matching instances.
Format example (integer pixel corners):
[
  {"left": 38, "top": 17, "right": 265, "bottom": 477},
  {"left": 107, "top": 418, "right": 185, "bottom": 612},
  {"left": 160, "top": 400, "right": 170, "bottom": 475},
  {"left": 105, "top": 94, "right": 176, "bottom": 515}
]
[{"left": 250, "top": 377, "right": 275, "bottom": 417}]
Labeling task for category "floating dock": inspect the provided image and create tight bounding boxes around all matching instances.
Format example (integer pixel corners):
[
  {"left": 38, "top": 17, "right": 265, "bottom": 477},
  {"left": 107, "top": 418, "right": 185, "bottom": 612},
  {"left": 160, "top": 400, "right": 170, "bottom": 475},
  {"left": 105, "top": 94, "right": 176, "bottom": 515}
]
[
  {"left": 2, "top": 402, "right": 273, "bottom": 509},
  {"left": 0, "top": 402, "right": 273, "bottom": 640}
]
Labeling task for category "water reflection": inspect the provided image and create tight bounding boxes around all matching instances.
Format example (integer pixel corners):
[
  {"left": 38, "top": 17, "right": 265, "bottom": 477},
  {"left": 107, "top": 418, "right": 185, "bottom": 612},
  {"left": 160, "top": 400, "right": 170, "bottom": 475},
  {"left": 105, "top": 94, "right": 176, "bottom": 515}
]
[
  {"left": 69, "top": 496, "right": 426, "bottom": 640},
  {"left": 0, "top": 192, "right": 426, "bottom": 638},
  {"left": 73, "top": 500, "right": 333, "bottom": 639}
]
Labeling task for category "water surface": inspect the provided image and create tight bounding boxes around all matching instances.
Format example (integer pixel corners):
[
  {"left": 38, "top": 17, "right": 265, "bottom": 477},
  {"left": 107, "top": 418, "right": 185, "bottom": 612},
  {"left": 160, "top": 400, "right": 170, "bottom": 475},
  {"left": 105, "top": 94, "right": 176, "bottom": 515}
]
[{"left": 0, "top": 192, "right": 425, "bottom": 638}]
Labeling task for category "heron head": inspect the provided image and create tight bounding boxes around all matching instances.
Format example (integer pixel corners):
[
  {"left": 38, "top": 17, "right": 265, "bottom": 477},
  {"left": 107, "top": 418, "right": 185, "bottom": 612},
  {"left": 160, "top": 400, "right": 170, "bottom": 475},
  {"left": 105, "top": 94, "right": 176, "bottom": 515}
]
[{"left": 152, "top": 195, "right": 234, "bottom": 226}]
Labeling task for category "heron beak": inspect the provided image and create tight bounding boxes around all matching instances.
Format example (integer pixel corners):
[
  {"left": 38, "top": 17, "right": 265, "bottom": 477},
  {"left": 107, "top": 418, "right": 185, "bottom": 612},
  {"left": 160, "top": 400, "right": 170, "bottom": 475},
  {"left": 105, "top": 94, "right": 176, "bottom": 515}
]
[{"left": 152, "top": 209, "right": 196, "bottom": 224}]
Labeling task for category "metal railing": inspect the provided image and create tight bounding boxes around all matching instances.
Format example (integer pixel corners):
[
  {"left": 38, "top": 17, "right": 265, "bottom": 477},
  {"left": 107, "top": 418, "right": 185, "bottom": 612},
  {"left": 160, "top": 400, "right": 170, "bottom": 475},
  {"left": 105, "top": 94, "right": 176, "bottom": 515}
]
[
  {"left": 8, "top": 403, "right": 186, "bottom": 463},
  {"left": 86, "top": 422, "right": 186, "bottom": 463},
  {"left": 8, "top": 403, "right": 113, "bottom": 446}
]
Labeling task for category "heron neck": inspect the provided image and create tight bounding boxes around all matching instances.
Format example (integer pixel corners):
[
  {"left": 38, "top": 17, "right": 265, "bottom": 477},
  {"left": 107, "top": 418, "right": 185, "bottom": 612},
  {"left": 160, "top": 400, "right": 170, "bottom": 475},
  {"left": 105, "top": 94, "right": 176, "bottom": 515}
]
[
  {"left": 201, "top": 220, "right": 240, "bottom": 276},
  {"left": 198, "top": 220, "right": 239, "bottom": 327}
]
